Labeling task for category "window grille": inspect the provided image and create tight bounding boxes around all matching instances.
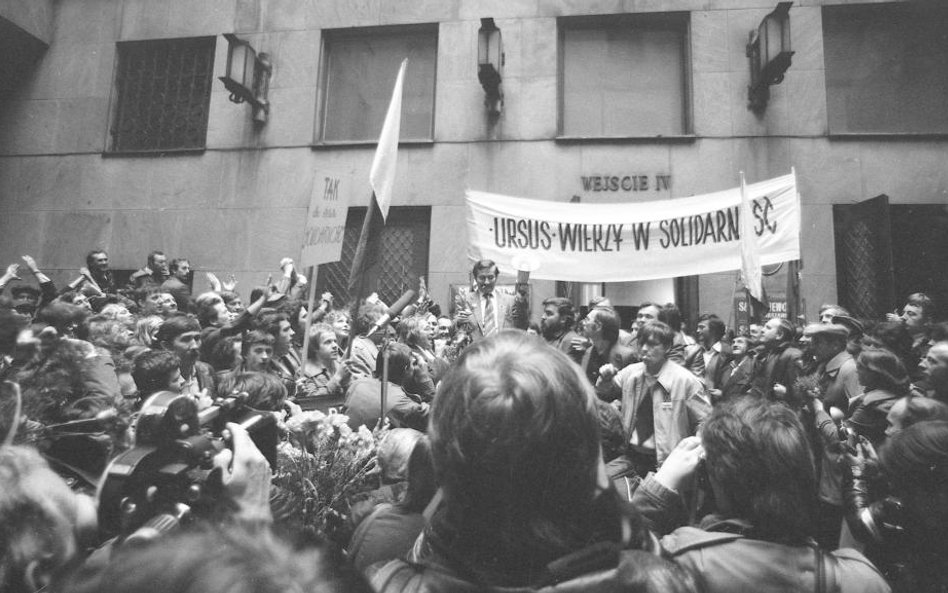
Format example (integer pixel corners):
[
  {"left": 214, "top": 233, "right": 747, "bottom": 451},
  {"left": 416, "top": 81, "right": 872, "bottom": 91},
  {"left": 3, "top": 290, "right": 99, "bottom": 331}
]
[
  {"left": 316, "top": 207, "right": 431, "bottom": 306},
  {"left": 109, "top": 36, "right": 216, "bottom": 152}
]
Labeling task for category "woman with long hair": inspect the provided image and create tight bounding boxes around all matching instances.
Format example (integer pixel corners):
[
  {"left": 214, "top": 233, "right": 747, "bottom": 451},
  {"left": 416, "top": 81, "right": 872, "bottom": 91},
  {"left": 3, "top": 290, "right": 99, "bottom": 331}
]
[{"left": 131, "top": 315, "right": 163, "bottom": 348}]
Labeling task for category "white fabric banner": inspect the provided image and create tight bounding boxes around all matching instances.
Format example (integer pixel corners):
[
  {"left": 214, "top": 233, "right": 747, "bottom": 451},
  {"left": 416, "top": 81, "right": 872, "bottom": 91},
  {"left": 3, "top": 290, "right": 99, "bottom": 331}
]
[{"left": 466, "top": 173, "right": 800, "bottom": 282}]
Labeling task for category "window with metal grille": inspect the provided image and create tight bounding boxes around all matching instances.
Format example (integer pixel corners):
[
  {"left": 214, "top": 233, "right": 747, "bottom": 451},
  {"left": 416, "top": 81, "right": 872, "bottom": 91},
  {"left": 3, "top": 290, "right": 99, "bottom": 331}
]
[
  {"left": 316, "top": 206, "right": 431, "bottom": 306},
  {"left": 108, "top": 36, "right": 216, "bottom": 153},
  {"left": 318, "top": 25, "right": 437, "bottom": 143},
  {"left": 558, "top": 13, "right": 691, "bottom": 138}
]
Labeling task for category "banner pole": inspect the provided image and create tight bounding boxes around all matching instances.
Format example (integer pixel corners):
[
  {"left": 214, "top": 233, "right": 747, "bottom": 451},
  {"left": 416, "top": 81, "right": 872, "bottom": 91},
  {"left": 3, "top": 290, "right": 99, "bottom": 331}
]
[{"left": 299, "top": 265, "right": 319, "bottom": 377}]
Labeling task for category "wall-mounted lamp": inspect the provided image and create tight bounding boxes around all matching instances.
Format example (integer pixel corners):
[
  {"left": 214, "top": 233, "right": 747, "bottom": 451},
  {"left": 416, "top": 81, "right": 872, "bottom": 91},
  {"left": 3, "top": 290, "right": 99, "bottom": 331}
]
[
  {"left": 746, "top": 2, "right": 794, "bottom": 114},
  {"left": 478, "top": 18, "right": 504, "bottom": 117},
  {"left": 219, "top": 33, "right": 272, "bottom": 125}
]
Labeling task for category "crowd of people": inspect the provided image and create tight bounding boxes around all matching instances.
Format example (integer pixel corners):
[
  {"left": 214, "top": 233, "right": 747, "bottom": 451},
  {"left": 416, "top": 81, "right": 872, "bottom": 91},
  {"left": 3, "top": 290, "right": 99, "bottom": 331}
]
[{"left": 2, "top": 250, "right": 947, "bottom": 593}]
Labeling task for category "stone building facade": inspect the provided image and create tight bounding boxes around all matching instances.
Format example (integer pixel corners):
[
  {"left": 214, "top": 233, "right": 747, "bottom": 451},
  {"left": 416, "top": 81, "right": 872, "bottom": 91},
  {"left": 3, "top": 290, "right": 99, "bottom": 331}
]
[{"left": 1, "top": 0, "right": 946, "bottom": 326}]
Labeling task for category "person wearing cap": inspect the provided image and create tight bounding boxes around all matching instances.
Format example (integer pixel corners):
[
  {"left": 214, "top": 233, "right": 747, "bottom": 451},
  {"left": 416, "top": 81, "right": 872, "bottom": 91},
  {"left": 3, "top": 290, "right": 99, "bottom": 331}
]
[
  {"left": 803, "top": 322, "right": 861, "bottom": 412},
  {"left": 802, "top": 321, "right": 863, "bottom": 551}
]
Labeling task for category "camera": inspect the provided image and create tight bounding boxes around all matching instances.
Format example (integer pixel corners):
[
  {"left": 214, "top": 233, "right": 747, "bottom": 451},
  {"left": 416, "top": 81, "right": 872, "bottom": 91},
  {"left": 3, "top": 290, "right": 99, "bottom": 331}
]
[{"left": 97, "top": 390, "right": 278, "bottom": 539}]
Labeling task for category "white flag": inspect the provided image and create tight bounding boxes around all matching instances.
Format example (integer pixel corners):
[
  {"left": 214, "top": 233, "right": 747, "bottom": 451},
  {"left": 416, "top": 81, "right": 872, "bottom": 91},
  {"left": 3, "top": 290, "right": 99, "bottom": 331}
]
[
  {"left": 369, "top": 59, "right": 407, "bottom": 221},
  {"left": 740, "top": 171, "right": 764, "bottom": 301}
]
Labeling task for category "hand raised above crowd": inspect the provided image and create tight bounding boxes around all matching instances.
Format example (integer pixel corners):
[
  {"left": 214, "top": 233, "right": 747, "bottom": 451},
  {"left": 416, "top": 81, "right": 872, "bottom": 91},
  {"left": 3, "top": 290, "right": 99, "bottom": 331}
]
[{"left": 3, "top": 263, "right": 20, "bottom": 281}]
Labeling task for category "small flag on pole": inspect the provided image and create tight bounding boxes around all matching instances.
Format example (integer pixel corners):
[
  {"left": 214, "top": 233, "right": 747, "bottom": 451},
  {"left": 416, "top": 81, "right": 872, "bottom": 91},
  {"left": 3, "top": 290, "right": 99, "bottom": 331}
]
[{"left": 739, "top": 171, "right": 765, "bottom": 303}]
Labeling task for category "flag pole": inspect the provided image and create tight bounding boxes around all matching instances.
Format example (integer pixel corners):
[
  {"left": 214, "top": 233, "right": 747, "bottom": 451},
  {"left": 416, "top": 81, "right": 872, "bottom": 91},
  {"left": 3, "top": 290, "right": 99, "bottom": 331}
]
[
  {"left": 344, "top": 58, "right": 408, "bottom": 361},
  {"left": 345, "top": 203, "right": 378, "bottom": 359},
  {"left": 739, "top": 170, "right": 764, "bottom": 308}
]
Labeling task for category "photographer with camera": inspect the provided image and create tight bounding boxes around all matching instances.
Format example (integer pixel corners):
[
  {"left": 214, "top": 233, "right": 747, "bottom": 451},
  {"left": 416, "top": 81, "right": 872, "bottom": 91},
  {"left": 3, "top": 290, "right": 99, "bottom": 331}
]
[
  {"left": 843, "top": 420, "right": 948, "bottom": 593},
  {"left": 632, "top": 396, "right": 889, "bottom": 593},
  {"left": 0, "top": 421, "right": 272, "bottom": 593}
]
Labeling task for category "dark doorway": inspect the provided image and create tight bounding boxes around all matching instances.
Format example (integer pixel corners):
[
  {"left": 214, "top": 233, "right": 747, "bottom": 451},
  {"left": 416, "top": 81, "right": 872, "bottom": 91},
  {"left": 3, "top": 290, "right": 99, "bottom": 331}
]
[
  {"left": 834, "top": 197, "right": 948, "bottom": 320},
  {"left": 890, "top": 204, "right": 948, "bottom": 320},
  {"left": 315, "top": 206, "right": 431, "bottom": 306}
]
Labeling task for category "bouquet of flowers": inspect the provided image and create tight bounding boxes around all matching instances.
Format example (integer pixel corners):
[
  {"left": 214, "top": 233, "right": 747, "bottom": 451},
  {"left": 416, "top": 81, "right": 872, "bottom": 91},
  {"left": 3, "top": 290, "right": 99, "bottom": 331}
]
[{"left": 274, "top": 410, "right": 388, "bottom": 540}]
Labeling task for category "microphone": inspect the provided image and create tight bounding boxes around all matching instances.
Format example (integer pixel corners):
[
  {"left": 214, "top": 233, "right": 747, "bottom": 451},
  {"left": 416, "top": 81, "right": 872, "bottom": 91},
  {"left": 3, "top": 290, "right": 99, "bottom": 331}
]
[
  {"left": 46, "top": 408, "right": 119, "bottom": 432},
  {"left": 366, "top": 290, "right": 416, "bottom": 338}
]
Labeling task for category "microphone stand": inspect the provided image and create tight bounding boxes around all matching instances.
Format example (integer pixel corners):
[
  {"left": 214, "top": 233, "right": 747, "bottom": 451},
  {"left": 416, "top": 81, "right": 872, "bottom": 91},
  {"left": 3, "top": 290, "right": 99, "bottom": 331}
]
[{"left": 378, "top": 334, "right": 390, "bottom": 430}]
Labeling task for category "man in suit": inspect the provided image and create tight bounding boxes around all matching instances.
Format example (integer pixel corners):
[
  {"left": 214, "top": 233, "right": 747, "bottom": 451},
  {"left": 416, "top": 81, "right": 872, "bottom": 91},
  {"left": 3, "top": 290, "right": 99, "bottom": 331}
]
[{"left": 454, "top": 259, "right": 527, "bottom": 340}]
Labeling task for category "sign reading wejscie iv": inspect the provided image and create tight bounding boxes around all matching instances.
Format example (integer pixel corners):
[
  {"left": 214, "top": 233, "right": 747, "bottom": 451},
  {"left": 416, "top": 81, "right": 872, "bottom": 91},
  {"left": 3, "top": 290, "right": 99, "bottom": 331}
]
[
  {"left": 465, "top": 173, "right": 800, "bottom": 282},
  {"left": 579, "top": 174, "right": 672, "bottom": 192}
]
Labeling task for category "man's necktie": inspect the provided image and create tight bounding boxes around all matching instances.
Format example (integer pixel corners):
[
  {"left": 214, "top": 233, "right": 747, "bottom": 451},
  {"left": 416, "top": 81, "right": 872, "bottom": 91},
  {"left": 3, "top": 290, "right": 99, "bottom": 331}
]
[
  {"left": 633, "top": 376, "right": 656, "bottom": 447},
  {"left": 483, "top": 294, "right": 496, "bottom": 337}
]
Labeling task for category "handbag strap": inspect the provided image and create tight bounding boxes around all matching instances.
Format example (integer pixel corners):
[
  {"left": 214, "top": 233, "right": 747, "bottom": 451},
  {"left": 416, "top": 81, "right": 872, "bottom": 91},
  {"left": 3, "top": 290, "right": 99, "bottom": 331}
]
[{"left": 815, "top": 547, "right": 840, "bottom": 593}]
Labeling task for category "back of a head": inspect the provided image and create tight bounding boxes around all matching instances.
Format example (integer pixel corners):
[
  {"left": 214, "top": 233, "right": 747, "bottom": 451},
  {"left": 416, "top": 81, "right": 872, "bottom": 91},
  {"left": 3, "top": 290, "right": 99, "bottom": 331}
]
[
  {"left": 857, "top": 347, "right": 909, "bottom": 395},
  {"left": 878, "top": 420, "right": 948, "bottom": 552},
  {"left": 375, "top": 342, "right": 412, "bottom": 384},
  {"left": 429, "top": 331, "right": 605, "bottom": 571},
  {"left": 701, "top": 396, "right": 817, "bottom": 545},
  {"left": 400, "top": 436, "right": 437, "bottom": 514},
  {"left": 254, "top": 311, "right": 288, "bottom": 338},
  {"left": 59, "top": 524, "right": 372, "bottom": 593},
  {"left": 132, "top": 350, "right": 180, "bottom": 397},
  {"left": 879, "top": 420, "right": 948, "bottom": 499},
  {"left": 0, "top": 308, "right": 27, "bottom": 355},
  {"left": 865, "top": 320, "right": 913, "bottom": 358},
  {"left": 591, "top": 307, "right": 620, "bottom": 343},
  {"left": 1, "top": 446, "right": 92, "bottom": 593},
  {"left": 155, "top": 314, "right": 200, "bottom": 346},
  {"left": 658, "top": 303, "right": 682, "bottom": 333},
  {"left": 901, "top": 396, "right": 948, "bottom": 429},
  {"left": 218, "top": 372, "right": 287, "bottom": 411},
  {"left": 34, "top": 302, "right": 88, "bottom": 335},
  {"left": 377, "top": 428, "right": 424, "bottom": 484}
]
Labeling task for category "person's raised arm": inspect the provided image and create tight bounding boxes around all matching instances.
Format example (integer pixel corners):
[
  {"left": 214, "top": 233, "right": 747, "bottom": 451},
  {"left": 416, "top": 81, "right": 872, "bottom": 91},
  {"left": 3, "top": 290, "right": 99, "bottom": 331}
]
[
  {"left": 0, "top": 263, "right": 20, "bottom": 292},
  {"left": 22, "top": 255, "right": 57, "bottom": 306}
]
